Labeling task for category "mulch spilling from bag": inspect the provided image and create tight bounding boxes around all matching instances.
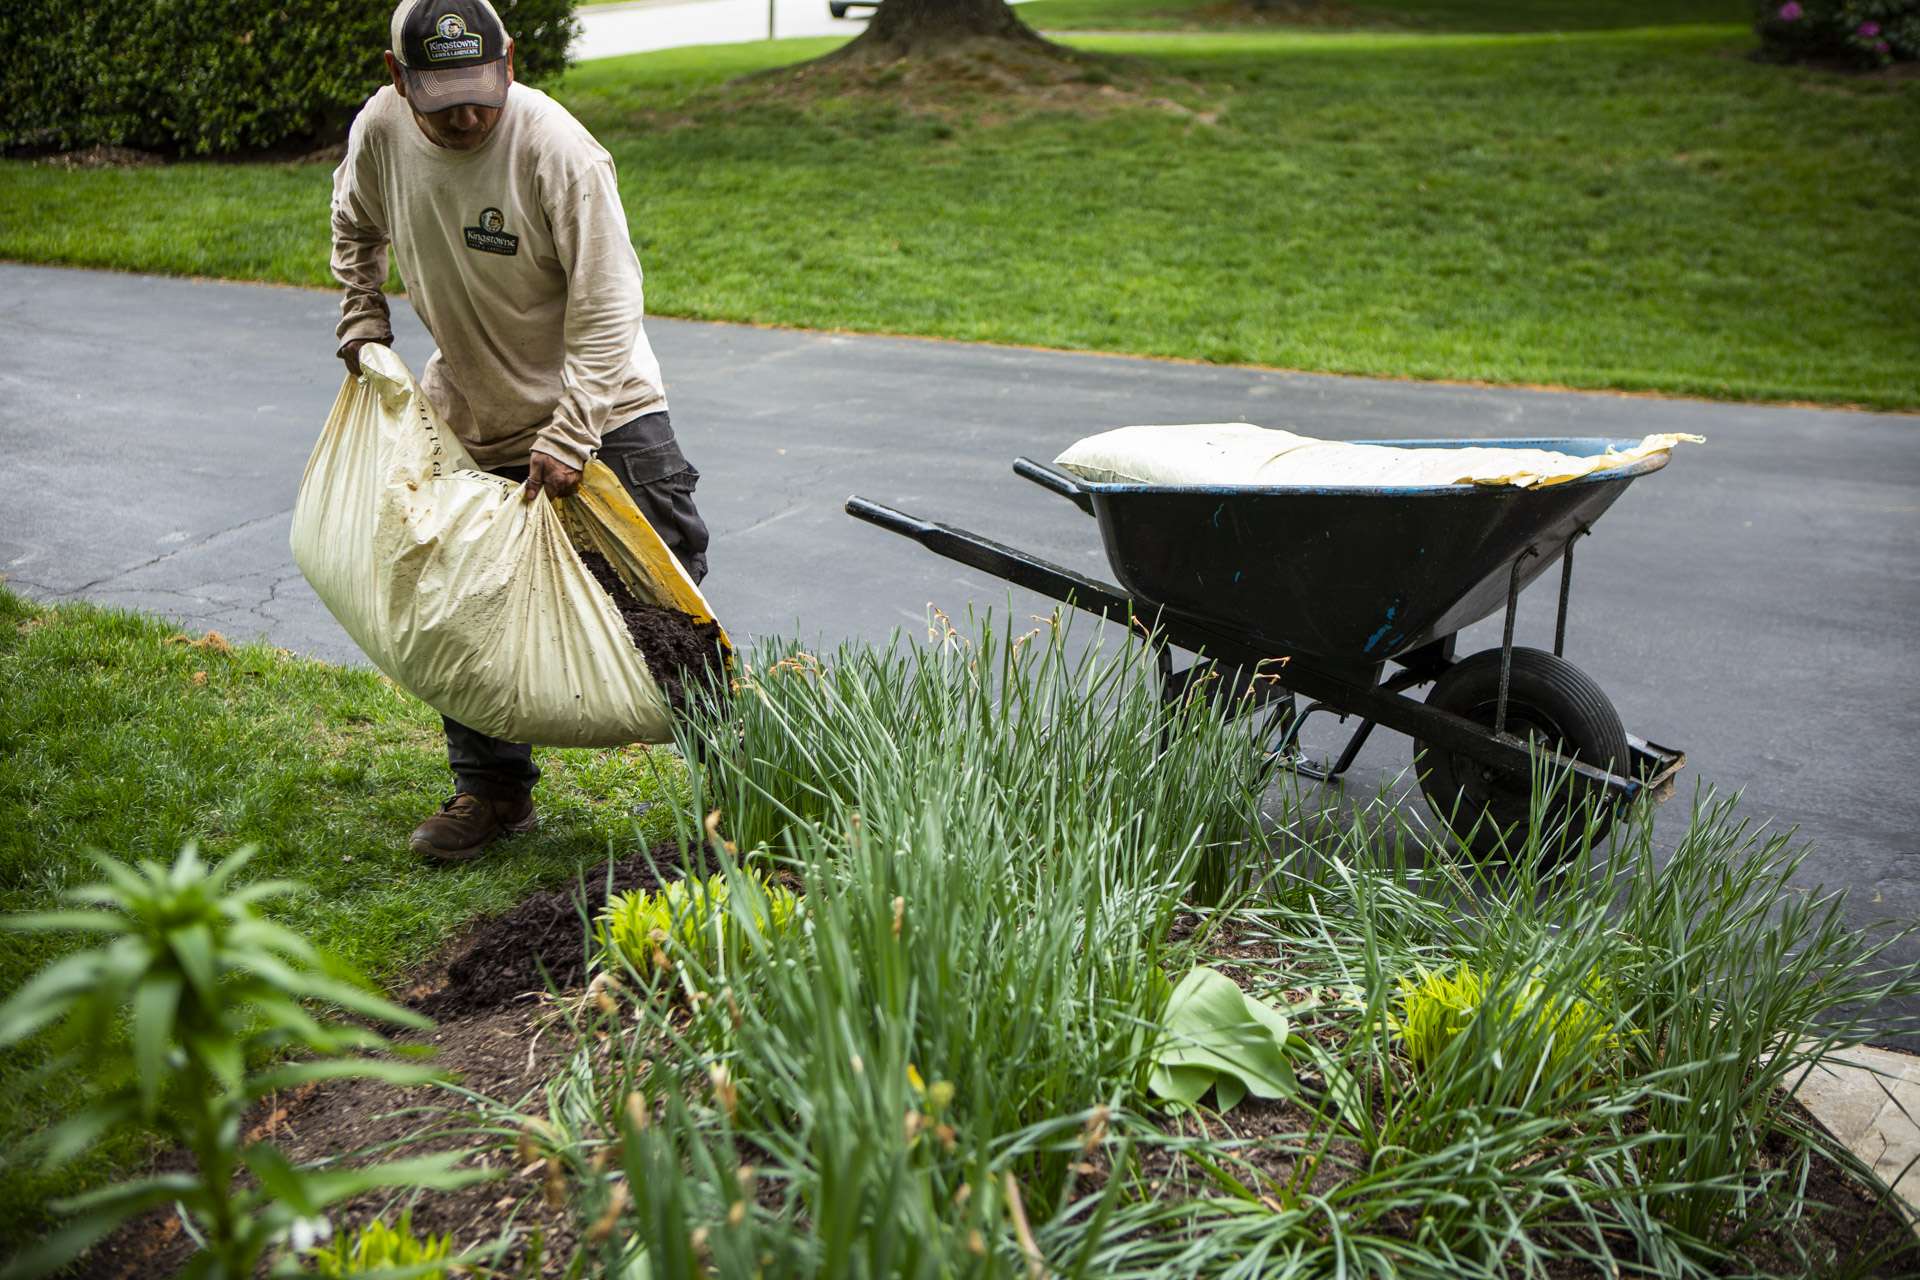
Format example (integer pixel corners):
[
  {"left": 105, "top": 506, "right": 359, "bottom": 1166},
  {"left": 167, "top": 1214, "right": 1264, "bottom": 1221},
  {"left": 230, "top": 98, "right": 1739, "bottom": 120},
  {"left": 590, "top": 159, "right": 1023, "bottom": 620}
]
[
  {"left": 413, "top": 841, "right": 703, "bottom": 1019},
  {"left": 575, "top": 548, "right": 727, "bottom": 711}
]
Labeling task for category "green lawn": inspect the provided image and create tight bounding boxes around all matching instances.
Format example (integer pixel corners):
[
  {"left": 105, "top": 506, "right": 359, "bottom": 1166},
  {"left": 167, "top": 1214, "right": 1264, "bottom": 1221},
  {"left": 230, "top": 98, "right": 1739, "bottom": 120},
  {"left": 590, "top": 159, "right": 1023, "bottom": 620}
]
[
  {"left": 1019, "top": 0, "right": 1749, "bottom": 31},
  {"left": 2, "top": 24, "right": 1915, "bottom": 407},
  {"left": 0, "top": 587, "right": 686, "bottom": 1238}
]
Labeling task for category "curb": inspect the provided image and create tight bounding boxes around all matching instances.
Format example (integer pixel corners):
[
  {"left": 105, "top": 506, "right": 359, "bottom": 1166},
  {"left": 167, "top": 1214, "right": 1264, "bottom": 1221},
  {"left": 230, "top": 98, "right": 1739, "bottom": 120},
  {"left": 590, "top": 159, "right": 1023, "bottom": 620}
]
[{"left": 1794, "top": 1043, "right": 1920, "bottom": 1229}]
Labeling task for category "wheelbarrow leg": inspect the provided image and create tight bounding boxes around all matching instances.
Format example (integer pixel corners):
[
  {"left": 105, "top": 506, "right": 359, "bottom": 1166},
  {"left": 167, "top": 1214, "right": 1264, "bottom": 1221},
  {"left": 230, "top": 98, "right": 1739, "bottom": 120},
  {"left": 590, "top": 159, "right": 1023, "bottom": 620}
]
[
  {"left": 1290, "top": 716, "right": 1376, "bottom": 782},
  {"left": 1283, "top": 662, "right": 1429, "bottom": 782},
  {"left": 1553, "top": 525, "right": 1589, "bottom": 659},
  {"left": 1495, "top": 546, "right": 1540, "bottom": 736}
]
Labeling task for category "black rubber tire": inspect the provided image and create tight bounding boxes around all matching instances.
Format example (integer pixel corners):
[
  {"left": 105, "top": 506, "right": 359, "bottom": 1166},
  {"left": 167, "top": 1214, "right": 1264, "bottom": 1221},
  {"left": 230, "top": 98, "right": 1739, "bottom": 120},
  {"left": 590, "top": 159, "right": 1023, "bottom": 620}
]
[{"left": 1415, "top": 647, "right": 1630, "bottom": 861}]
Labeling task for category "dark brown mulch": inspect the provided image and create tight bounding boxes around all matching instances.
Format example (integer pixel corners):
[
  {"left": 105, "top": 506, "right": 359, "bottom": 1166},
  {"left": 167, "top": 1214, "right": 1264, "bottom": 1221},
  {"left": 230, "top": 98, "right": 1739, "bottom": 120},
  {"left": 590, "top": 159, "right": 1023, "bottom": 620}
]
[
  {"left": 1135, "top": 1093, "right": 1365, "bottom": 1205},
  {"left": 69, "top": 1002, "right": 588, "bottom": 1280},
  {"left": 413, "top": 841, "right": 702, "bottom": 1020},
  {"left": 574, "top": 549, "right": 727, "bottom": 714},
  {"left": 68, "top": 846, "right": 714, "bottom": 1279}
]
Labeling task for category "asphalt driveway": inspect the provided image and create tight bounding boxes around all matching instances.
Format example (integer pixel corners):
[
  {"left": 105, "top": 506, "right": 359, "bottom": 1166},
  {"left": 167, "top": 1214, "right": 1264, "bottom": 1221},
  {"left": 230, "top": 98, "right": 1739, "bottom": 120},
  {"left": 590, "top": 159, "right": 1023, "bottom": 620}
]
[{"left": 3, "top": 262, "right": 1916, "bottom": 1038}]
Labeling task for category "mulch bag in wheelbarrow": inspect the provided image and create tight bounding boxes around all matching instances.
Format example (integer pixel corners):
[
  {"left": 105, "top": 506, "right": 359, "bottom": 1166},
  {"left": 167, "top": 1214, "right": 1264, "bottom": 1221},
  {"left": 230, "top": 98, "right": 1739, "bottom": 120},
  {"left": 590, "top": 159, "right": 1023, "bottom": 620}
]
[
  {"left": 1055, "top": 423, "right": 1702, "bottom": 489},
  {"left": 290, "top": 344, "right": 728, "bottom": 748}
]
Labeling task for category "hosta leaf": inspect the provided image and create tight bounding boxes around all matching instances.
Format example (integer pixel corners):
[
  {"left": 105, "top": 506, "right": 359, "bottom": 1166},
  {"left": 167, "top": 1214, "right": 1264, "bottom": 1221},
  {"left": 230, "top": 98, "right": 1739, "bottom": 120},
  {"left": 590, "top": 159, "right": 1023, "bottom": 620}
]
[
  {"left": 1147, "top": 966, "right": 1300, "bottom": 1114},
  {"left": 1147, "top": 1062, "right": 1216, "bottom": 1107}
]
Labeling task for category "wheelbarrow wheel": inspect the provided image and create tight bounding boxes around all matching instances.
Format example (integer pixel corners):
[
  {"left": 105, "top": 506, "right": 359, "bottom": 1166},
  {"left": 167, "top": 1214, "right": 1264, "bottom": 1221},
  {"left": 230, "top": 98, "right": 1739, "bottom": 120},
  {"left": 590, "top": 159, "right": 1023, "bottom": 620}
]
[{"left": 1415, "top": 647, "right": 1630, "bottom": 861}]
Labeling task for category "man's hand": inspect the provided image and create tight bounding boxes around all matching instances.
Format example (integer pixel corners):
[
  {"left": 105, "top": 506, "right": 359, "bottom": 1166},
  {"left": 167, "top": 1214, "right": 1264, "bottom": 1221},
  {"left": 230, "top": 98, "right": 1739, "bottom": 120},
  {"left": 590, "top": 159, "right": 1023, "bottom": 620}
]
[
  {"left": 340, "top": 339, "right": 373, "bottom": 377},
  {"left": 523, "top": 451, "right": 583, "bottom": 503}
]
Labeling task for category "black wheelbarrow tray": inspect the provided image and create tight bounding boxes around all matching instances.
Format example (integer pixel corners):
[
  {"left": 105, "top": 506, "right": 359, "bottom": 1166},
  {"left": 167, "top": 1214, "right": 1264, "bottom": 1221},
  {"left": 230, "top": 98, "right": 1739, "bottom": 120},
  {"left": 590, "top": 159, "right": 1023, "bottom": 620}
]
[{"left": 847, "top": 436, "right": 1687, "bottom": 853}]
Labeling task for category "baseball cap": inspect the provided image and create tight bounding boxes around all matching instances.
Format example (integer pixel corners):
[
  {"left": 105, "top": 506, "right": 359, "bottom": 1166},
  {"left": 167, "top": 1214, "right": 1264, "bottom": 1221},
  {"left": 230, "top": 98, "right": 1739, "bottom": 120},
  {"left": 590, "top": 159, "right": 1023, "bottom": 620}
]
[{"left": 391, "top": 0, "right": 511, "bottom": 112}]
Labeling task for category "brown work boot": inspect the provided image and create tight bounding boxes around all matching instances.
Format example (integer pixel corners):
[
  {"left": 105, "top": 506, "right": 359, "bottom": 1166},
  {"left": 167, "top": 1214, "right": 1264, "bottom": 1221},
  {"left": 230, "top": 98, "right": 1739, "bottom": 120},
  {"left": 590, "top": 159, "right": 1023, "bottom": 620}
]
[{"left": 410, "top": 792, "right": 537, "bottom": 863}]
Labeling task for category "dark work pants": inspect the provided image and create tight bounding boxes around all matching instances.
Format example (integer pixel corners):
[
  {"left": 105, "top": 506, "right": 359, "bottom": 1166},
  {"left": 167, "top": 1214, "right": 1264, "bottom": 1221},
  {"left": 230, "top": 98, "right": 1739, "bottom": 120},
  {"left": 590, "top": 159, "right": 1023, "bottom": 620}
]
[{"left": 442, "top": 410, "right": 710, "bottom": 799}]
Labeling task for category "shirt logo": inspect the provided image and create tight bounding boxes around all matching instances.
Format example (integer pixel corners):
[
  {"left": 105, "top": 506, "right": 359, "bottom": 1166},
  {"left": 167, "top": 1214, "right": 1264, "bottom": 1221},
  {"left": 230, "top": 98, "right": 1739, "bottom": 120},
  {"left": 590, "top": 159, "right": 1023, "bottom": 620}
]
[
  {"left": 463, "top": 206, "right": 518, "bottom": 255},
  {"left": 424, "top": 13, "right": 484, "bottom": 62}
]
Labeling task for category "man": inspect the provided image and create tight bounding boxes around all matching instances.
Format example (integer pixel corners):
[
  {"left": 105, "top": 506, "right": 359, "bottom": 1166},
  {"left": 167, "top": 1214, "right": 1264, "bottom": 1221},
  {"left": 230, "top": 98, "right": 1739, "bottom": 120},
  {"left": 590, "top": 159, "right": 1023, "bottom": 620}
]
[{"left": 331, "top": 0, "right": 709, "bottom": 863}]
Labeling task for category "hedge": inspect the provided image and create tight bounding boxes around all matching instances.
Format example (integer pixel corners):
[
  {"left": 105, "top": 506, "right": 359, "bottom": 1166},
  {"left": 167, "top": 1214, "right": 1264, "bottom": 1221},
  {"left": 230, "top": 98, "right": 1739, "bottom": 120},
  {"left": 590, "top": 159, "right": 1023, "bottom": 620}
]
[
  {"left": 1754, "top": 0, "right": 1918, "bottom": 65},
  {"left": 0, "top": 0, "right": 578, "bottom": 158}
]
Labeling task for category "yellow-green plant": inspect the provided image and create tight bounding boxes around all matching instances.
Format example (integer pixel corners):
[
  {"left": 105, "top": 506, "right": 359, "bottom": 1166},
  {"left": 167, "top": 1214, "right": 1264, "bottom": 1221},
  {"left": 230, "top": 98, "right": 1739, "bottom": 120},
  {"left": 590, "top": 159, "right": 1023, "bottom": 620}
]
[
  {"left": 1394, "top": 964, "right": 1492, "bottom": 1072},
  {"left": 1394, "top": 963, "right": 1616, "bottom": 1082},
  {"left": 305, "top": 1211, "right": 452, "bottom": 1277},
  {"left": 598, "top": 872, "right": 800, "bottom": 978}
]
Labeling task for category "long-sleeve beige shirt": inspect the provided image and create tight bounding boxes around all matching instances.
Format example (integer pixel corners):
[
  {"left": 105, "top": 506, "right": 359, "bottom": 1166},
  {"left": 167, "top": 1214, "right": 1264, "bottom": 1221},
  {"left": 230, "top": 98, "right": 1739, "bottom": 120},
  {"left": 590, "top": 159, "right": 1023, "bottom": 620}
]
[{"left": 330, "top": 83, "right": 666, "bottom": 471}]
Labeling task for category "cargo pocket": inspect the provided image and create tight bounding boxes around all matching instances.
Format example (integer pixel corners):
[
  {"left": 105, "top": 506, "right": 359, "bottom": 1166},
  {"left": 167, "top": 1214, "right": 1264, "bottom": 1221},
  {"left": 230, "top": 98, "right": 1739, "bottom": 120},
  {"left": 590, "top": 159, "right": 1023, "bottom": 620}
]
[
  {"left": 615, "top": 440, "right": 689, "bottom": 489},
  {"left": 600, "top": 411, "right": 688, "bottom": 487},
  {"left": 636, "top": 466, "right": 710, "bottom": 585},
  {"left": 598, "top": 413, "right": 709, "bottom": 582}
]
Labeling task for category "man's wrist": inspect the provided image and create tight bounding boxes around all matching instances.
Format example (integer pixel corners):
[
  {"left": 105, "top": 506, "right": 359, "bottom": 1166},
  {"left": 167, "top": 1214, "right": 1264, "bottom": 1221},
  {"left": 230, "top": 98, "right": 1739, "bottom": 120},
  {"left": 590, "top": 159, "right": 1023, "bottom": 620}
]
[
  {"left": 531, "top": 438, "right": 591, "bottom": 473},
  {"left": 335, "top": 332, "right": 392, "bottom": 359}
]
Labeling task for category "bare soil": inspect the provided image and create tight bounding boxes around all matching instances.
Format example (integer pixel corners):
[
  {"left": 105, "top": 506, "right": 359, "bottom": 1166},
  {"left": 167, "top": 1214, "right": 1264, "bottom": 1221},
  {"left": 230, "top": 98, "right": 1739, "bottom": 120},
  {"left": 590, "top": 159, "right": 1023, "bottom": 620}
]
[
  {"left": 415, "top": 842, "right": 703, "bottom": 1020},
  {"left": 70, "top": 1002, "right": 587, "bottom": 1279},
  {"left": 68, "top": 844, "right": 701, "bottom": 1278},
  {"left": 679, "top": 35, "right": 1223, "bottom": 130}
]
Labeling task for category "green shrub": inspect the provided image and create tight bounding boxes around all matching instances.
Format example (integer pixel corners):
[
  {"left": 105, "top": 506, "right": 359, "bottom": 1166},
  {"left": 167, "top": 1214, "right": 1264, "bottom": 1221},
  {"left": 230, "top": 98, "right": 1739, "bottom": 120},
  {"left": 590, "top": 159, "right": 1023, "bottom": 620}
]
[
  {"left": 0, "top": 0, "right": 577, "bottom": 157},
  {"left": 1754, "top": 0, "right": 1918, "bottom": 65}
]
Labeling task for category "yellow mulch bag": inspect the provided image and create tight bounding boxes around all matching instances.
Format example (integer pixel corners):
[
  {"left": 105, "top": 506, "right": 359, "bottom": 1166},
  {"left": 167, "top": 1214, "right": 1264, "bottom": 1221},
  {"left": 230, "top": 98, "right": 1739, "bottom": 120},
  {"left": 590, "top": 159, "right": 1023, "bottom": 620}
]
[
  {"left": 1055, "top": 423, "right": 1703, "bottom": 490},
  {"left": 290, "top": 344, "right": 727, "bottom": 748}
]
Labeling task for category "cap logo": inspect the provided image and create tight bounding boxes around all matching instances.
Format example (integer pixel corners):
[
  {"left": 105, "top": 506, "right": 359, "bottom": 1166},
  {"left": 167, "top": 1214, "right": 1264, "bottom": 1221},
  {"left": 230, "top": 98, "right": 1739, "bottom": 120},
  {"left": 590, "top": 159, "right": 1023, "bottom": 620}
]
[{"left": 424, "top": 12, "right": 484, "bottom": 61}]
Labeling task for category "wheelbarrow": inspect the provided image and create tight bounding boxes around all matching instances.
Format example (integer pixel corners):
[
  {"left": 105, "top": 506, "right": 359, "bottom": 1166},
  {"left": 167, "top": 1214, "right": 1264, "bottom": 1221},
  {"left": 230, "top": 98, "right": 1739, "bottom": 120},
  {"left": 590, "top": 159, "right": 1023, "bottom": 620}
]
[{"left": 845, "top": 437, "right": 1687, "bottom": 855}]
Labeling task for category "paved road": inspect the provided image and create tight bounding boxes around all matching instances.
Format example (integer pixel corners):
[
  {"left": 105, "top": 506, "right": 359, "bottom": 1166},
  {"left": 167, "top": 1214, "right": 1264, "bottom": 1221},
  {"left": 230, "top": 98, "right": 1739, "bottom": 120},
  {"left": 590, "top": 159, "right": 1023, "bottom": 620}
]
[
  {"left": 569, "top": 0, "right": 1036, "bottom": 61},
  {"left": 573, "top": 0, "right": 865, "bottom": 62},
  {"left": 4, "top": 263, "right": 1917, "bottom": 1038}
]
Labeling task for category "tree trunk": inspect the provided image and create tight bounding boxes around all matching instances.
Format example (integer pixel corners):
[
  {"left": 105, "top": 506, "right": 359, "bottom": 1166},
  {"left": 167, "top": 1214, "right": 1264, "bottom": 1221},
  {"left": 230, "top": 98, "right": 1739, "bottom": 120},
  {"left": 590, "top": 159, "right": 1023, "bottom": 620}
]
[{"left": 841, "top": 0, "right": 1048, "bottom": 60}]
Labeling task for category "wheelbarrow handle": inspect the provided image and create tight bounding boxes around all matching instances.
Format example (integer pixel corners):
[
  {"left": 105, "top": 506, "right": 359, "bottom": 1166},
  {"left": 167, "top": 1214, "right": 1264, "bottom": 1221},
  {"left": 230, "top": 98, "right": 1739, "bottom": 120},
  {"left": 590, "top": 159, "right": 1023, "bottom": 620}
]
[{"left": 1013, "top": 457, "right": 1093, "bottom": 515}]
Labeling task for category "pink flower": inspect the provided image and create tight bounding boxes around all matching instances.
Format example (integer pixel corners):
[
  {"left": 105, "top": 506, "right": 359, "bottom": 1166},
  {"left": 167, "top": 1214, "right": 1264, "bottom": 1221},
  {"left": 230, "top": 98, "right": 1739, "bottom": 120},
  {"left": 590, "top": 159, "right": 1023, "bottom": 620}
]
[
  {"left": 1778, "top": 1, "right": 1802, "bottom": 18},
  {"left": 1857, "top": 20, "right": 1881, "bottom": 36},
  {"left": 1875, "top": 38, "right": 1891, "bottom": 52}
]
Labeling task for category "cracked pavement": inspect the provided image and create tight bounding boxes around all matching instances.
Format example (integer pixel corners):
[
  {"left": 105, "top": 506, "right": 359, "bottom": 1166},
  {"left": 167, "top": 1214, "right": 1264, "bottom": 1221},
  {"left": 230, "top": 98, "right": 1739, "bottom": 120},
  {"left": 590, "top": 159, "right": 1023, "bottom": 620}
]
[{"left": 4, "top": 263, "right": 1918, "bottom": 1042}]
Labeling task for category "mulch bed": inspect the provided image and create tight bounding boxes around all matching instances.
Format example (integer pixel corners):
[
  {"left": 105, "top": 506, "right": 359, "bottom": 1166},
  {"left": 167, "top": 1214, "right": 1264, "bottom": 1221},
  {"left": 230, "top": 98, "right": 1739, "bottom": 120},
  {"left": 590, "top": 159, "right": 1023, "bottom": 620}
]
[
  {"left": 67, "top": 844, "right": 701, "bottom": 1279},
  {"left": 414, "top": 841, "right": 702, "bottom": 1020},
  {"left": 55, "top": 852, "right": 1920, "bottom": 1278},
  {"left": 70, "top": 1001, "right": 586, "bottom": 1280},
  {"left": 1124, "top": 1092, "right": 1920, "bottom": 1278},
  {"left": 574, "top": 549, "right": 726, "bottom": 715}
]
